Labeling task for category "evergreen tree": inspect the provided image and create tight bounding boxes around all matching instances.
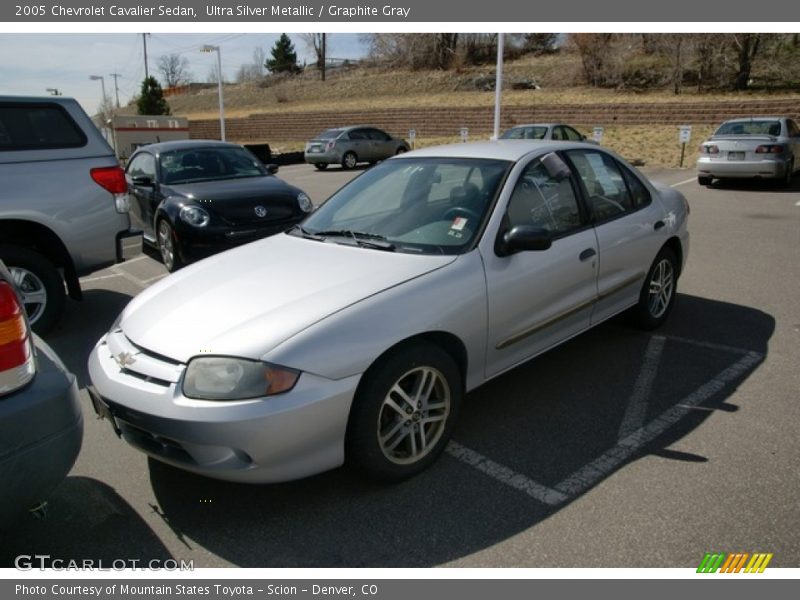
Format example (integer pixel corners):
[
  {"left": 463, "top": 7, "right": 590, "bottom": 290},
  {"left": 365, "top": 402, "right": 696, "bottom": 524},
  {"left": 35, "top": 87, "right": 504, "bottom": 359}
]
[
  {"left": 136, "top": 76, "right": 170, "bottom": 115},
  {"left": 266, "top": 34, "right": 300, "bottom": 74}
]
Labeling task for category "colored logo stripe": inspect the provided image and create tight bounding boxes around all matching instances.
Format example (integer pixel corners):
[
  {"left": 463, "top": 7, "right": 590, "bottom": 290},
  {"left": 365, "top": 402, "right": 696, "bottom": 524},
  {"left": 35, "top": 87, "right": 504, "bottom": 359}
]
[{"left": 697, "top": 552, "right": 773, "bottom": 573}]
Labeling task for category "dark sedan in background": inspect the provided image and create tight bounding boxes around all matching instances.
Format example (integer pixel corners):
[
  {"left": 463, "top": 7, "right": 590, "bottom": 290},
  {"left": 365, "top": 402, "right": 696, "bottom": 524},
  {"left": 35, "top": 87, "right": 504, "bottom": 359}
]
[
  {"left": 0, "top": 260, "right": 82, "bottom": 529},
  {"left": 304, "top": 126, "right": 409, "bottom": 170},
  {"left": 125, "top": 141, "right": 314, "bottom": 271}
]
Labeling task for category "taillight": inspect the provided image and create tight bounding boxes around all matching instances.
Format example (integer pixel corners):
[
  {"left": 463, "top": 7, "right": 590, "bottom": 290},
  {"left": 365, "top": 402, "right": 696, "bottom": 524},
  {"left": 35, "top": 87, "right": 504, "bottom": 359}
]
[
  {"left": 699, "top": 144, "right": 719, "bottom": 154},
  {"left": 0, "top": 281, "right": 35, "bottom": 393},
  {"left": 755, "top": 145, "right": 784, "bottom": 154},
  {"left": 91, "top": 166, "right": 127, "bottom": 194}
]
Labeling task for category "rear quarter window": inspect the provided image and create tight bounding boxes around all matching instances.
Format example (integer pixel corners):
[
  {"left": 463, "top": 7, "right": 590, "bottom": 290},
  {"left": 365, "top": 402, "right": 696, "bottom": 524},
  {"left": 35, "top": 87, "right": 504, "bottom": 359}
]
[{"left": 0, "top": 103, "right": 87, "bottom": 151}]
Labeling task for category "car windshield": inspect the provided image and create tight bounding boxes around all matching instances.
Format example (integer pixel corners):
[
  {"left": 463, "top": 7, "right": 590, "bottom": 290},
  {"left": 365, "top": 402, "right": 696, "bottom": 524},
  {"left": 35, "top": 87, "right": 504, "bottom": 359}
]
[
  {"left": 714, "top": 121, "right": 782, "bottom": 136},
  {"left": 316, "top": 129, "right": 344, "bottom": 139},
  {"left": 501, "top": 126, "right": 549, "bottom": 140},
  {"left": 159, "top": 147, "right": 266, "bottom": 185},
  {"left": 296, "top": 157, "right": 511, "bottom": 255}
]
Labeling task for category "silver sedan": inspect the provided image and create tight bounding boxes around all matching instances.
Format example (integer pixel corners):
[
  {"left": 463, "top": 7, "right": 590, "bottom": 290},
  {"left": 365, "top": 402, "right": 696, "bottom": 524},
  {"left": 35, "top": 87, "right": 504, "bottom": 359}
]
[
  {"left": 304, "top": 125, "right": 409, "bottom": 170},
  {"left": 697, "top": 117, "right": 800, "bottom": 186},
  {"left": 88, "top": 141, "right": 689, "bottom": 483}
]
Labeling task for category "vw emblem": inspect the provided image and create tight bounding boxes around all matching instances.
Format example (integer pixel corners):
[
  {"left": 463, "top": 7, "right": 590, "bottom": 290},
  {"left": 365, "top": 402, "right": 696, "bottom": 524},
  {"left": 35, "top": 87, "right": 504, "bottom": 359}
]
[
  {"left": 113, "top": 351, "right": 136, "bottom": 368},
  {"left": 254, "top": 206, "right": 268, "bottom": 218}
]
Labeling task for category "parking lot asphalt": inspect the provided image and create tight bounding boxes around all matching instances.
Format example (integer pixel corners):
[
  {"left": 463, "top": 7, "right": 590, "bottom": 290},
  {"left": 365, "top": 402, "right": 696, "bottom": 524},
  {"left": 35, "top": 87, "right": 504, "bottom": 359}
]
[{"left": 2, "top": 163, "right": 798, "bottom": 568}]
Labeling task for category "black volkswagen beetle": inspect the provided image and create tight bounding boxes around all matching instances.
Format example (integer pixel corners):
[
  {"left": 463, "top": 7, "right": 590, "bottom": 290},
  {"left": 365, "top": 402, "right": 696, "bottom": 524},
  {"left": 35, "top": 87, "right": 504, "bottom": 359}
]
[{"left": 124, "top": 140, "right": 313, "bottom": 271}]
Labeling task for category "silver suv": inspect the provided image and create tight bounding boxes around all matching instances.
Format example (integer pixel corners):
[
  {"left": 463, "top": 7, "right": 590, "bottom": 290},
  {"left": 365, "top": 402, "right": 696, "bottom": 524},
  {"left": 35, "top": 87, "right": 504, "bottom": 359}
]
[{"left": 0, "top": 96, "right": 141, "bottom": 333}]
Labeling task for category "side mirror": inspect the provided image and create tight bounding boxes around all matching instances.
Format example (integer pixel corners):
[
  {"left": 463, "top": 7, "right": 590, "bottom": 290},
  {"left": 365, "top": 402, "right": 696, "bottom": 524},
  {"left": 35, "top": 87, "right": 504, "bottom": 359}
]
[
  {"left": 266, "top": 163, "right": 279, "bottom": 175},
  {"left": 497, "top": 225, "right": 552, "bottom": 256},
  {"left": 131, "top": 175, "right": 153, "bottom": 187}
]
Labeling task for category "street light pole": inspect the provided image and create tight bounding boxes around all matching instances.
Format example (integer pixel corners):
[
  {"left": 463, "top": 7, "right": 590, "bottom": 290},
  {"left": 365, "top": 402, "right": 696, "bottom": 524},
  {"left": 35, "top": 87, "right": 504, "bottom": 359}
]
[
  {"left": 493, "top": 33, "right": 504, "bottom": 140},
  {"left": 89, "top": 75, "right": 107, "bottom": 109},
  {"left": 201, "top": 44, "right": 226, "bottom": 141}
]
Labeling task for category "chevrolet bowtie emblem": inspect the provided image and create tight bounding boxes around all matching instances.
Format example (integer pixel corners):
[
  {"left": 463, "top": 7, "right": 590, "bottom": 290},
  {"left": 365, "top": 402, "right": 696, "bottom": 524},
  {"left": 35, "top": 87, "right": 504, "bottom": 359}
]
[{"left": 114, "top": 351, "right": 136, "bottom": 368}]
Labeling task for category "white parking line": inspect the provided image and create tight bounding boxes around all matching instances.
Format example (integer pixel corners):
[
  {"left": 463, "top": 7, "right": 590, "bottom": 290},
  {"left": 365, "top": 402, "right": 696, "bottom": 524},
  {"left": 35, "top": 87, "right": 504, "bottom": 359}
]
[
  {"left": 449, "top": 336, "right": 763, "bottom": 506},
  {"left": 79, "top": 273, "right": 123, "bottom": 284},
  {"left": 670, "top": 177, "right": 697, "bottom": 187},
  {"left": 446, "top": 441, "right": 568, "bottom": 506},
  {"left": 109, "top": 265, "right": 148, "bottom": 289},
  {"left": 617, "top": 335, "right": 666, "bottom": 439},
  {"left": 795, "top": 200, "right": 800, "bottom": 206}
]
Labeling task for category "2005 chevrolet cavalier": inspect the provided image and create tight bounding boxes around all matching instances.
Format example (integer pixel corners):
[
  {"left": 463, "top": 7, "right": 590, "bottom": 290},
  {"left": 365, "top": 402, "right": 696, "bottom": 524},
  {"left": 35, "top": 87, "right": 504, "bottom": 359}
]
[{"left": 88, "top": 141, "right": 689, "bottom": 483}]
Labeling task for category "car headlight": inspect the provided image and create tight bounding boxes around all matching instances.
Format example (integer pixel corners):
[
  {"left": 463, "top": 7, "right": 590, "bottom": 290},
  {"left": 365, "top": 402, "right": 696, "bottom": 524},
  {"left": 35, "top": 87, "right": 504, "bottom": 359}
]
[
  {"left": 297, "top": 192, "right": 313, "bottom": 213},
  {"left": 183, "top": 356, "right": 300, "bottom": 400},
  {"left": 179, "top": 205, "right": 210, "bottom": 227}
]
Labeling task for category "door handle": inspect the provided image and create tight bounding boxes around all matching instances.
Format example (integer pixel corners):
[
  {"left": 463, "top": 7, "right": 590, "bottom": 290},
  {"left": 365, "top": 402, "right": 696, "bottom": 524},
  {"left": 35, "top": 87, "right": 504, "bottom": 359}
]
[
  {"left": 579, "top": 248, "right": 596, "bottom": 261},
  {"left": 654, "top": 220, "right": 665, "bottom": 231}
]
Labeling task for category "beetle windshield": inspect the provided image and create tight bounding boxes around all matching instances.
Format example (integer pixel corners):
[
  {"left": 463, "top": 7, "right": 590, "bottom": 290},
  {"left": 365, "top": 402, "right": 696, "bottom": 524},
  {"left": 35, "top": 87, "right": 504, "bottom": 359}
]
[
  {"left": 297, "top": 157, "right": 511, "bottom": 255},
  {"left": 159, "top": 146, "right": 266, "bottom": 185}
]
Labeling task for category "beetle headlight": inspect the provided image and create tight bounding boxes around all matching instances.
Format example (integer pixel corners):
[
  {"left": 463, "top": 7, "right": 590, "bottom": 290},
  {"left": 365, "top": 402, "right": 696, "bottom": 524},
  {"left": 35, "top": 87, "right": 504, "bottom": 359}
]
[
  {"left": 179, "top": 205, "right": 210, "bottom": 227},
  {"left": 297, "top": 192, "right": 313, "bottom": 213},
  {"left": 183, "top": 356, "right": 299, "bottom": 400}
]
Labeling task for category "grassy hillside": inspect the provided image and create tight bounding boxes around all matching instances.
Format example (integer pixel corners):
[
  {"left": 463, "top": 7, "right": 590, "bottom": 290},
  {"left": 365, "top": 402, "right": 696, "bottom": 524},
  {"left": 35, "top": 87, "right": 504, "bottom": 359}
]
[{"left": 149, "top": 50, "right": 800, "bottom": 168}]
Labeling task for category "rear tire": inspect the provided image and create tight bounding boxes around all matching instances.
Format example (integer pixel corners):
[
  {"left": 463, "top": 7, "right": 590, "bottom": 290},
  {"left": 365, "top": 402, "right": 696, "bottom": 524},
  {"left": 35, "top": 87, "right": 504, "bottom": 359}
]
[
  {"left": 697, "top": 175, "right": 713, "bottom": 186},
  {"left": 342, "top": 152, "right": 358, "bottom": 170},
  {"left": 630, "top": 246, "right": 678, "bottom": 331},
  {"left": 0, "top": 244, "right": 65, "bottom": 335},
  {"left": 781, "top": 159, "right": 793, "bottom": 188},
  {"left": 346, "top": 341, "right": 462, "bottom": 482}
]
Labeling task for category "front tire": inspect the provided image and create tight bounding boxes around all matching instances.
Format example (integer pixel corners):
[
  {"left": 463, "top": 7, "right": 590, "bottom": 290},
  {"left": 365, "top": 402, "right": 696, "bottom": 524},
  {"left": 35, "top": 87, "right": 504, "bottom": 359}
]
[
  {"left": 342, "top": 151, "right": 358, "bottom": 170},
  {"left": 0, "top": 244, "right": 65, "bottom": 335},
  {"left": 346, "top": 341, "right": 462, "bottom": 482},
  {"left": 314, "top": 163, "right": 328, "bottom": 171},
  {"left": 157, "top": 219, "right": 183, "bottom": 272},
  {"left": 630, "top": 247, "right": 678, "bottom": 330}
]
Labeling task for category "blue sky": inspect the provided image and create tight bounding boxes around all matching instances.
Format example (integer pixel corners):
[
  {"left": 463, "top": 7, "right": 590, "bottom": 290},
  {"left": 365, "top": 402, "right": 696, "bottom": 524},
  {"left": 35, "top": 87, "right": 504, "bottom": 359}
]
[{"left": 0, "top": 33, "right": 367, "bottom": 115}]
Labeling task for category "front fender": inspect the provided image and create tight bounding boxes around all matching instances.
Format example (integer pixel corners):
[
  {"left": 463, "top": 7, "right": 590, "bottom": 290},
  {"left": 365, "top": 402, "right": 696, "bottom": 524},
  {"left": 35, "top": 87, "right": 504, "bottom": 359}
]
[{"left": 261, "top": 251, "right": 489, "bottom": 391}]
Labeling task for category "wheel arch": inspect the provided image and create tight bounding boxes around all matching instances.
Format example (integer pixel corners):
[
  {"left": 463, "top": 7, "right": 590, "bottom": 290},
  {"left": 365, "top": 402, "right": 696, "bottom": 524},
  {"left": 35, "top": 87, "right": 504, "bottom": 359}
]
[
  {"left": 663, "top": 236, "right": 684, "bottom": 278},
  {"left": 0, "top": 219, "right": 80, "bottom": 299}
]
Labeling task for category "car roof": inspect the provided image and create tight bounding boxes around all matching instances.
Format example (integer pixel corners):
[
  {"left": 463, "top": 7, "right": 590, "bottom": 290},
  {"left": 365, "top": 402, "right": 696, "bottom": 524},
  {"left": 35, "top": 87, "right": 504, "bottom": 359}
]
[
  {"left": 506, "top": 123, "right": 561, "bottom": 129},
  {"left": 719, "top": 117, "right": 785, "bottom": 124},
  {"left": 131, "top": 139, "right": 240, "bottom": 155},
  {"left": 0, "top": 95, "right": 80, "bottom": 106},
  {"left": 397, "top": 140, "right": 598, "bottom": 162}
]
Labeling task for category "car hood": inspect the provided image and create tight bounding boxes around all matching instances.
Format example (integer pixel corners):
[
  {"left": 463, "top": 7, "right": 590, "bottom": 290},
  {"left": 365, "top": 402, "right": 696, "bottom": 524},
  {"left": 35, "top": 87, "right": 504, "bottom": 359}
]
[{"left": 119, "top": 234, "right": 456, "bottom": 363}]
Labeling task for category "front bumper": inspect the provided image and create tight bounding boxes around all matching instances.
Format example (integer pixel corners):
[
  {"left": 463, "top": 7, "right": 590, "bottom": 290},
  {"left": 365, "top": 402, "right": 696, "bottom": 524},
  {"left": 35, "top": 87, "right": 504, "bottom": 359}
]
[
  {"left": 87, "top": 332, "right": 359, "bottom": 483},
  {"left": 697, "top": 157, "right": 788, "bottom": 179},
  {"left": 0, "top": 336, "right": 83, "bottom": 527}
]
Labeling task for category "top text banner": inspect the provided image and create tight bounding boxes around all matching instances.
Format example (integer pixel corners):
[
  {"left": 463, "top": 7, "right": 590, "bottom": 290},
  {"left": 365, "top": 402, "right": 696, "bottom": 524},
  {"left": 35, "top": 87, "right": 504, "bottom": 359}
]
[{"left": 4, "top": 0, "right": 800, "bottom": 22}]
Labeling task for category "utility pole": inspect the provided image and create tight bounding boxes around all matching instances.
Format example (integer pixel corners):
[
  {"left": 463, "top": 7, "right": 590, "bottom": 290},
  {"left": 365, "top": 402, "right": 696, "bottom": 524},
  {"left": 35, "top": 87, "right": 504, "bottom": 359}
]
[
  {"left": 109, "top": 73, "right": 121, "bottom": 108},
  {"left": 142, "top": 33, "right": 150, "bottom": 80},
  {"left": 321, "top": 33, "right": 326, "bottom": 82}
]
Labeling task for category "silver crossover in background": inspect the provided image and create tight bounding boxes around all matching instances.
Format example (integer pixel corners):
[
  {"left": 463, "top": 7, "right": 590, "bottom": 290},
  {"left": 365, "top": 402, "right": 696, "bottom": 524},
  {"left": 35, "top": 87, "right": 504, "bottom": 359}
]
[
  {"left": 89, "top": 141, "right": 690, "bottom": 484},
  {"left": 304, "top": 125, "right": 409, "bottom": 170},
  {"left": 697, "top": 117, "right": 800, "bottom": 186}
]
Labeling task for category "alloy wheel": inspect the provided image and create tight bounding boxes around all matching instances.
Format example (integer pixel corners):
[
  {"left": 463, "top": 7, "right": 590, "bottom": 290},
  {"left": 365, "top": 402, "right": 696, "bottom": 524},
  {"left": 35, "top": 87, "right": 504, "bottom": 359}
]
[
  {"left": 9, "top": 266, "right": 47, "bottom": 325},
  {"left": 647, "top": 258, "right": 674, "bottom": 319}
]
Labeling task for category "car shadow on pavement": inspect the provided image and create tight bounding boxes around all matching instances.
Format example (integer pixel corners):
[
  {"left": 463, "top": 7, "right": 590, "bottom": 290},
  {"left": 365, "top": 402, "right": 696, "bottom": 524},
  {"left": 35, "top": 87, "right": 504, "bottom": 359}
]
[
  {"left": 707, "top": 177, "right": 800, "bottom": 193},
  {"left": 145, "top": 293, "right": 774, "bottom": 567},
  {"left": 46, "top": 289, "right": 133, "bottom": 389},
  {"left": 0, "top": 477, "right": 174, "bottom": 568}
]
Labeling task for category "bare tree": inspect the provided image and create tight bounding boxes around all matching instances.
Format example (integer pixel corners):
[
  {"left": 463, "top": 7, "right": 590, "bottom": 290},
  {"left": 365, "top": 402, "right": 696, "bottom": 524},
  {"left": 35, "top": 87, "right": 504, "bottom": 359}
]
[
  {"left": 236, "top": 48, "right": 268, "bottom": 83},
  {"left": 299, "top": 33, "right": 327, "bottom": 68},
  {"left": 157, "top": 53, "right": 192, "bottom": 88},
  {"left": 732, "top": 33, "right": 761, "bottom": 90}
]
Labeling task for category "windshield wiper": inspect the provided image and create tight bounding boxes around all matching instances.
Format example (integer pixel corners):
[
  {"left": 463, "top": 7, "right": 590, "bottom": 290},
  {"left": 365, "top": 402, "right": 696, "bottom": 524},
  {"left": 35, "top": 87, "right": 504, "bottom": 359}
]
[
  {"left": 311, "top": 229, "right": 396, "bottom": 251},
  {"left": 288, "top": 225, "right": 325, "bottom": 241}
]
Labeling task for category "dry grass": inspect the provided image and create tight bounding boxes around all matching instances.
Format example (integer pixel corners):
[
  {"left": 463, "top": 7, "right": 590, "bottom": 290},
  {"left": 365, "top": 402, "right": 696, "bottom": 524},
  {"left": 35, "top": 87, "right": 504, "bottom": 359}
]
[{"left": 157, "top": 54, "right": 800, "bottom": 120}]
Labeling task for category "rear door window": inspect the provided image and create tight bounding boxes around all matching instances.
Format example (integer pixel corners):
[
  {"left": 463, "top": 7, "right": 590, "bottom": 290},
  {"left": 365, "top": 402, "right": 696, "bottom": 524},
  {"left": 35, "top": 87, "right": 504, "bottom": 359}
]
[{"left": 0, "top": 103, "right": 87, "bottom": 151}]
